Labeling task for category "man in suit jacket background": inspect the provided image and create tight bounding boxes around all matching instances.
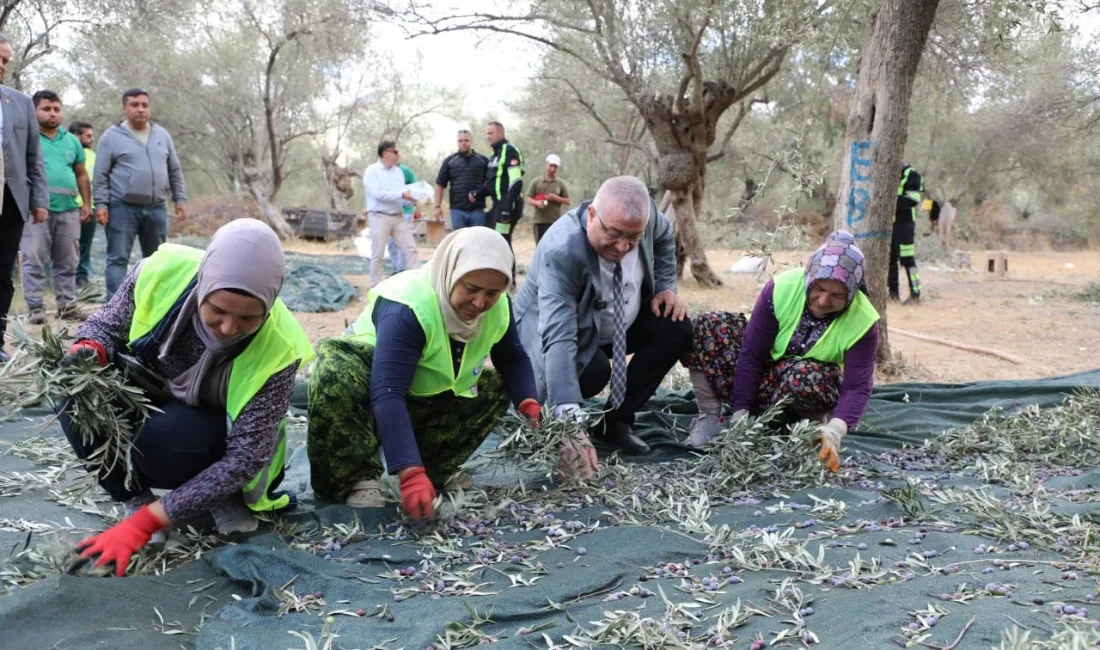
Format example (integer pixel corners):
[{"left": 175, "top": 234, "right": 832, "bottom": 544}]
[
  {"left": 514, "top": 175, "right": 692, "bottom": 459},
  {"left": 0, "top": 34, "right": 50, "bottom": 363}
]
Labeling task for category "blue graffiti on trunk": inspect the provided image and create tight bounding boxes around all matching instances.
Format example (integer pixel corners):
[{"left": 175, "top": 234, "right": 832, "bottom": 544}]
[{"left": 846, "top": 141, "right": 872, "bottom": 230}]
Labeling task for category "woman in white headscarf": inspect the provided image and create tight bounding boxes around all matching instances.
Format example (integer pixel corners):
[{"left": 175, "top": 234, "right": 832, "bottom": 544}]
[
  {"left": 308, "top": 227, "right": 551, "bottom": 521},
  {"left": 59, "top": 219, "right": 313, "bottom": 576}
]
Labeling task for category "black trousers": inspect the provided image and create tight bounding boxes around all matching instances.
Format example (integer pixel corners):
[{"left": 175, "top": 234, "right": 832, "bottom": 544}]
[
  {"left": 0, "top": 188, "right": 26, "bottom": 345},
  {"left": 577, "top": 303, "right": 693, "bottom": 428},
  {"left": 59, "top": 399, "right": 228, "bottom": 502},
  {"left": 533, "top": 223, "right": 552, "bottom": 245},
  {"left": 888, "top": 220, "right": 920, "bottom": 299},
  {"left": 488, "top": 201, "right": 523, "bottom": 280}
]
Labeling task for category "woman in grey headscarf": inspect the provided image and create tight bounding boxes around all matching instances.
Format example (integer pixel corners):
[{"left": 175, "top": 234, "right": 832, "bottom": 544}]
[{"left": 58, "top": 219, "right": 313, "bottom": 576}]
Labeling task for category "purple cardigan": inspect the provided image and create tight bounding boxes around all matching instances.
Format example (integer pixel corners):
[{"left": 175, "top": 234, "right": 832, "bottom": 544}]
[{"left": 731, "top": 281, "right": 878, "bottom": 429}]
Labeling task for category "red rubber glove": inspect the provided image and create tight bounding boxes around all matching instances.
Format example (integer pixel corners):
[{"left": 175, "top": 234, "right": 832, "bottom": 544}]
[
  {"left": 399, "top": 467, "right": 436, "bottom": 521},
  {"left": 61, "top": 340, "right": 107, "bottom": 366},
  {"left": 518, "top": 398, "right": 541, "bottom": 426},
  {"left": 76, "top": 505, "right": 164, "bottom": 576}
]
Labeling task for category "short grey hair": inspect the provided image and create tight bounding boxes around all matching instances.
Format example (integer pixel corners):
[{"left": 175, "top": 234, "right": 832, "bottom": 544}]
[{"left": 592, "top": 176, "right": 650, "bottom": 225}]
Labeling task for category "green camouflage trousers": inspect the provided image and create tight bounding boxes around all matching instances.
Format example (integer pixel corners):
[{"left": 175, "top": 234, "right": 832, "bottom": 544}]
[{"left": 307, "top": 337, "right": 510, "bottom": 502}]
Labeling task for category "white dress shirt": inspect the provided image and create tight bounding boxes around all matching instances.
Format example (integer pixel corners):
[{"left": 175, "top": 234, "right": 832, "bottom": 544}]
[
  {"left": 595, "top": 248, "right": 643, "bottom": 345},
  {"left": 363, "top": 159, "right": 406, "bottom": 215}
]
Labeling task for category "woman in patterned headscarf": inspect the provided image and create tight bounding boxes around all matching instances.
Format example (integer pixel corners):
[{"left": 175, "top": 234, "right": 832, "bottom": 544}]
[{"left": 681, "top": 231, "right": 880, "bottom": 472}]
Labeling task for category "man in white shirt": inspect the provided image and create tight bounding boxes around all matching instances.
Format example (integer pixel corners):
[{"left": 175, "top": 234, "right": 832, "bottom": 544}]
[
  {"left": 513, "top": 176, "right": 691, "bottom": 462},
  {"left": 363, "top": 140, "right": 418, "bottom": 286}
]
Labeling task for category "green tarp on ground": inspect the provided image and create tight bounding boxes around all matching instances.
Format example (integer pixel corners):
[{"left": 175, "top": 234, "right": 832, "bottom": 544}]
[
  {"left": 74, "top": 230, "right": 375, "bottom": 311},
  {"left": 2, "top": 371, "right": 1100, "bottom": 650},
  {"left": 279, "top": 265, "right": 360, "bottom": 313}
]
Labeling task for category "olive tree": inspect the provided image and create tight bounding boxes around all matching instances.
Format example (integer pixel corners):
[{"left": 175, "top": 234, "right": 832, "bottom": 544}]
[{"left": 403, "top": 0, "right": 831, "bottom": 287}]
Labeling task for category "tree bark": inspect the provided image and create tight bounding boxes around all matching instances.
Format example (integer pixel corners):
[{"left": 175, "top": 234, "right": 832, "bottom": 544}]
[
  {"left": 832, "top": 0, "right": 939, "bottom": 362},
  {"left": 322, "top": 153, "right": 356, "bottom": 212},
  {"left": 644, "top": 94, "right": 735, "bottom": 289},
  {"left": 244, "top": 170, "right": 293, "bottom": 239}
]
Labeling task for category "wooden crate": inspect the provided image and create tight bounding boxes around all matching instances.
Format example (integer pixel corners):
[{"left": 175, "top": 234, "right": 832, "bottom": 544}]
[
  {"left": 424, "top": 218, "right": 446, "bottom": 246},
  {"left": 282, "top": 207, "right": 358, "bottom": 241}
]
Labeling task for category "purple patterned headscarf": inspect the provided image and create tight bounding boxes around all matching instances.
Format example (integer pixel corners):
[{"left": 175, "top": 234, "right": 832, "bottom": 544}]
[{"left": 804, "top": 230, "right": 866, "bottom": 306}]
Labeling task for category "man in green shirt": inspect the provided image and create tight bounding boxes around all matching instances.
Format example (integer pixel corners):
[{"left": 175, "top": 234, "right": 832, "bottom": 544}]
[
  {"left": 525, "top": 154, "right": 571, "bottom": 244},
  {"left": 21, "top": 91, "right": 92, "bottom": 323},
  {"left": 69, "top": 120, "right": 99, "bottom": 287},
  {"left": 388, "top": 161, "right": 420, "bottom": 272}
]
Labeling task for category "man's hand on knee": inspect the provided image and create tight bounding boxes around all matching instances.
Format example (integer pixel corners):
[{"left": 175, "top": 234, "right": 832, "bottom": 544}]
[{"left": 650, "top": 290, "right": 689, "bottom": 321}]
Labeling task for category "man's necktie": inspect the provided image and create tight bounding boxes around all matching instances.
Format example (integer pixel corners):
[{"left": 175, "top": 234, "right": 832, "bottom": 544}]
[{"left": 609, "top": 262, "right": 627, "bottom": 409}]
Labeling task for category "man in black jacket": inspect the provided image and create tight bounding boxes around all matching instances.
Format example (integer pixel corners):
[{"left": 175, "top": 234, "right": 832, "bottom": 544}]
[
  {"left": 471, "top": 121, "right": 524, "bottom": 249},
  {"left": 434, "top": 129, "right": 488, "bottom": 230},
  {"left": 890, "top": 164, "right": 923, "bottom": 304}
]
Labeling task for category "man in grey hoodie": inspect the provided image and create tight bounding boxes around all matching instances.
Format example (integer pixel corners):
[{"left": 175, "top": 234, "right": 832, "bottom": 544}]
[{"left": 94, "top": 88, "right": 187, "bottom": 299}]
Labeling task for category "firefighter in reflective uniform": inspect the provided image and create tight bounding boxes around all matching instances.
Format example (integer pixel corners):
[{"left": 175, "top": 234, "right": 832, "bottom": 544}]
[
  {"left": 890, "top": 164, "right": 923, "bottom": 303},
  {"left": 59, "top": 219, "right": 313, "bottom": 576},
  {"left": 472, "top": 121, "right": 525, "bottom": 256}
]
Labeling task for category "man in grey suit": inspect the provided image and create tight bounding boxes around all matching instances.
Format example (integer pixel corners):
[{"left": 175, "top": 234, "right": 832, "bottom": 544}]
[
  {"left": 0, "top": 34, "right": 50, "bottom": 363},
  {"left": 514, "top": 176, "right": 692, "bottom": 460}
]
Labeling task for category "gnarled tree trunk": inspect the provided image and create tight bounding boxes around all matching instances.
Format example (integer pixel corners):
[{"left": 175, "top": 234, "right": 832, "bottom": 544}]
[
  {"left": 322, "top": 153, "right": 356, "bottom": 212},
  {"left": 244, "top": 168, "right": 293, "bottom": 239},
  {"left": 642, "top": 89, "right": 738, "bottom": 289},
  {"left": 655, "top": 148, "right": 722, "bottom": 287},
  {"left": 832, "top": 0, "right": 939, "bottom": 362}
]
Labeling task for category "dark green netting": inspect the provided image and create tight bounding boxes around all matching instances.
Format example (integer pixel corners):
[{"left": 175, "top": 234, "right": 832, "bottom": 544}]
[
  {"left": 279, "top": 265, "right": 360, "bottom": 313},
  {"left": 75, "top": 230, "right": 382, "bottom": 309},
  {"left": 3, "top": 371, "right": 1099, "bottom": 650}
]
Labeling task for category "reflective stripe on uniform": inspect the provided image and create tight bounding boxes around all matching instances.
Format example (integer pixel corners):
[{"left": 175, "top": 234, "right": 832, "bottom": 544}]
[
  {"left": 907, "top": 268, "right": 922, "bottom": 294},
  {"left": 493, "top": 143, "right": 524, "bottom": 199}
]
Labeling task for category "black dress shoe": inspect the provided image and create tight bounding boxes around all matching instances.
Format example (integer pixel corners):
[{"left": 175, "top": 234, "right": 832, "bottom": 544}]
[{"left": 604, "top": 419, "right": 651, "bottom": 455}]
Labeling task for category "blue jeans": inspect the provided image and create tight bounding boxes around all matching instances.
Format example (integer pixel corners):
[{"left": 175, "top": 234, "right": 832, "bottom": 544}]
[
  {"left": 105, "top": 201, "right": 168, "bottom": 299},
  {"left": 388, "top": 212, "right": 415, "bottom": 272},
  {"left": 450, "top": 208, "right": 486, "bottom": 230}
]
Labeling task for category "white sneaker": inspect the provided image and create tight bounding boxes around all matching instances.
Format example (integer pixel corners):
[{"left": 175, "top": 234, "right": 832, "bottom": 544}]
[
  {"left": 123, "top": 490, "right": 167, "bottom": 544},
  {"left": 345, "top": 479, "right": 384, "bottom": 508},
  {"left": 211, "top": 498, "right": 259, "bottom": 534},
  {"left": 686, "top": 414, "right": 724, "bottom": 448}
]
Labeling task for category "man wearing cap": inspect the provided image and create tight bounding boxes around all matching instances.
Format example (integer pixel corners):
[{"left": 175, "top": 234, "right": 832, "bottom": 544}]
[{"left": 526, "top": 154, "right": 571, "bottom": 245}]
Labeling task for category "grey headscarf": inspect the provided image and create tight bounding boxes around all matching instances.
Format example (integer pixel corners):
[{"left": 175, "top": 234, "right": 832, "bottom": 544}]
[{"left": 158, "top": 219, "right": 286, "bottom": 407}]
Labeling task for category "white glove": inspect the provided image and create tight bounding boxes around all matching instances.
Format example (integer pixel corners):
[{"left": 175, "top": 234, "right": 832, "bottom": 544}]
[
  {"left": 730, "top": 409, "right": 749, "bottom": 423},
  {"left": 554, "top": 403, "right": 582, "bottom": 420},
  {"left": 815, "top": 417, "right": 847, "bottom": 473}
]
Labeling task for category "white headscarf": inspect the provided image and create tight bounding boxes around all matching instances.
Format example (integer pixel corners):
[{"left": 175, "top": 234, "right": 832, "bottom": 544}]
[
  {"left": 159, "top": 219, "right": 286, "bottom": 407},
  {"left": 428, "top": 226, "right": 514, "bottom": 343}
]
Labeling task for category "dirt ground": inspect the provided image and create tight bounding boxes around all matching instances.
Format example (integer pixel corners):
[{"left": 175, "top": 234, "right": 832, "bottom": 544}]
[
  {"left": 8, "top": 230, "right": 1097, "bottom": 386},
  {"left": 287, "top": 230, "right": 1100, "bottom": 385}
]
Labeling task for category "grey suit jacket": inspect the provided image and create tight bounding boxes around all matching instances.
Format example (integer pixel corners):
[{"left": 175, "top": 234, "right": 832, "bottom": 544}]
[
  {"left": 514, "top": 199, "right": 677, "bottom": 406},
  {"left": 0, "top": 85, "right": 48, "bottom": 221}
]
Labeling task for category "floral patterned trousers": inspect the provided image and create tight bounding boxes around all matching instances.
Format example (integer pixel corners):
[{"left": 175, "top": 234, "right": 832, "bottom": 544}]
[{"left": 682, "top": 311, "right": 841, "bottom": 419}]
